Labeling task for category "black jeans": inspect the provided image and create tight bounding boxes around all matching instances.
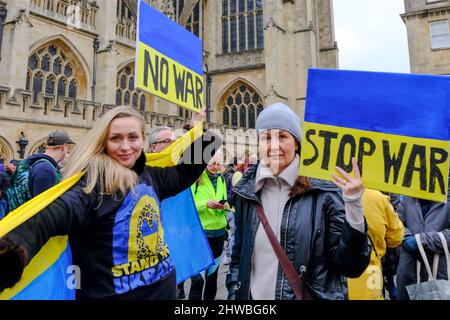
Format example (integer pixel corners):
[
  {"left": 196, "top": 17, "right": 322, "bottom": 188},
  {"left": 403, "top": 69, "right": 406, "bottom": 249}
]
[{"left": 189, "top": 234, "right": 226, "bottom": 300}]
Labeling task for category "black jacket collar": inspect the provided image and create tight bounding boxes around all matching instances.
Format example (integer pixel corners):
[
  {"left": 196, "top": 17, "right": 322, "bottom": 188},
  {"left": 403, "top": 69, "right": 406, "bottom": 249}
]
[{"left": 131, "top": 151, "right": 146, "bottom": 175}]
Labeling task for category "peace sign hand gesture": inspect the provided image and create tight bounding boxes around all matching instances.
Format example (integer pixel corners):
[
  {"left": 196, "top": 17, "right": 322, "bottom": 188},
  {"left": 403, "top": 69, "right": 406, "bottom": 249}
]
[{"left": 332, "top": 157, "right": 365, "bottom": 196}]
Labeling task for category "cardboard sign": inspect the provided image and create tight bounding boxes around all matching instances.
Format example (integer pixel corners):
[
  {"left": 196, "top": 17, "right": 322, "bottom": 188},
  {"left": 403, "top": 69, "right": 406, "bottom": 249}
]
[
  {"left": 136, "top": 1, "right": 203, "bottom": 112},
  {"left": 300, "top": 69, "right": 450, "bottom": 202}
]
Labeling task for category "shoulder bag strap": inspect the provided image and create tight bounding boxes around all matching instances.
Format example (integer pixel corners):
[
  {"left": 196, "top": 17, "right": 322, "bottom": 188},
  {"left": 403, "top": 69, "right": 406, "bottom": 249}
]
[
  {"left": 437, "top": 232, "right": 450, "bottom": 280},
  {"left": 415, "top": 234, "right": 434, "bottom": 281},
  {"left": 255, "top": 204, "right": 312, "bottom": 300},
  {"left": 367, "top": 234, "right": 379, "bottom": 259}
]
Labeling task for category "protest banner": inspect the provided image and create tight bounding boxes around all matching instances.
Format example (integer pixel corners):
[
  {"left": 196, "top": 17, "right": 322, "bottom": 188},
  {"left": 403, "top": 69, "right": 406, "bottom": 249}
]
[
  {"left": 136, "top": 0, "right": 203, "bottom": 113},
  {"left": 300, "top": 69, "right": 450, "bottom": 202}
]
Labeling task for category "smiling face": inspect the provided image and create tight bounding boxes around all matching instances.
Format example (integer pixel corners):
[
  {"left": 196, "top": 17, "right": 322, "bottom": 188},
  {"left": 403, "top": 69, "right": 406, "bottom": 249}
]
[
  {"left": 105, "top": 116, "right": 144, "bottom": 168},
  {"left": 258, "top": 129, "right": 298, "bottom": 176}
]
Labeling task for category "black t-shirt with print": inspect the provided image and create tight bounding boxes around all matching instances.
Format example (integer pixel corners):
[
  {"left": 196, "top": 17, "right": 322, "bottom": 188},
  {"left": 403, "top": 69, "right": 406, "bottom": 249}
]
[{"left": 4, "top": 131, "right": 221, "bottom": 299}]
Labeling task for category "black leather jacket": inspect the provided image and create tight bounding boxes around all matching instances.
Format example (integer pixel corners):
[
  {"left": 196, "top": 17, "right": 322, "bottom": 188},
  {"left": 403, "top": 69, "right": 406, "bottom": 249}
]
[{"left": 226, "top": 164, "right": 371, "bottom": 300}]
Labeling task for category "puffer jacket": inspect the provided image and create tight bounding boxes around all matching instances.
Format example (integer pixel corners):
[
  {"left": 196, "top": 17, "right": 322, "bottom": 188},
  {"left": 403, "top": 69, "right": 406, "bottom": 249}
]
[
  {"left": 396, "top": 191, "right": 450, "bottom": 300},
  {"left": 226, "top": 164, "right": 371, "bottom": 300}
]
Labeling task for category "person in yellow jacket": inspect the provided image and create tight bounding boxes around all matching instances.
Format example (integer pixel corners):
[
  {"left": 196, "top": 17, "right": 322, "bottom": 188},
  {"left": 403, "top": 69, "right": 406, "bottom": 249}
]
[
  {"left": 348, "top": 189, "right": 404, "bottom": 300},
  {"left": 189, "top": 152, "right": 228, "bottom": 300}
]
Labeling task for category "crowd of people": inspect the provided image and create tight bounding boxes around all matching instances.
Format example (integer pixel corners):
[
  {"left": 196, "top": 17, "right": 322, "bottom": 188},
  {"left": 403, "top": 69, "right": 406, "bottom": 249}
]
[{"left": 0, "top": 102, "right": 449, "bottom": 300}]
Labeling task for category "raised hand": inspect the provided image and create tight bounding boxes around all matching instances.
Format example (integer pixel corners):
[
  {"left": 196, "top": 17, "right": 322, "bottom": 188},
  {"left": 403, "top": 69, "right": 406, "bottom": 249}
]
[
  {"left": 190, "top": 106, "right": 206, "bottom": 129},
  {"left": 332, "top": 157, "right": 365, "bottom": 196}
]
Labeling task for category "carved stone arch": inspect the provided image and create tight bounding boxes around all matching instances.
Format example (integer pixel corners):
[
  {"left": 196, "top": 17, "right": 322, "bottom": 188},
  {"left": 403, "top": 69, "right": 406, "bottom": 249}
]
[
  {"left": 215, "top": 77, "right": 264, "bottom": 109},
  {"left": 0, "top": 136, "right": 14, "bottom": 163},
  {"left": 28, "top": 35, "right": 91, "bottom": 99},
  {"left": 217, "top": 78, "right": 264, "bottom": 129},
  {"left": 116, "top": 61, "right": 154, "bottom": 111},
  {"left": 28, "top": 137, "right": 48, "bottom": 156},
  {"left": 117, "top": 58, "right": 136, "bottom": 73}
]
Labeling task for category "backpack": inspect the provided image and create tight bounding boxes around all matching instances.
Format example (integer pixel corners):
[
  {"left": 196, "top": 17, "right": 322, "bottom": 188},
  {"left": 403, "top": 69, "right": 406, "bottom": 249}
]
[
  {"left": 0, "top": 170, "right": 10, "bottom": 220},
  {"left": 0, "top": 199, "right": 7, "bottom": 220},
  {"left": 223, "top": 169, "right": 235, "bottom": 195},
  {"left": 5, "top": 158, "right": 61, "bottom": 212}
]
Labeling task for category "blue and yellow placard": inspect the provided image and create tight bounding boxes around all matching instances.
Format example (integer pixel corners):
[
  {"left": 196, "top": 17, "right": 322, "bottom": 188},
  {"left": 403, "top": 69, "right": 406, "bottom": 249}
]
[
  {"left": 300, "top": 68, "right": 450, "bottom": 202},
  {"left": 136, "top": 1, "right": 203, "bottom": 113}
]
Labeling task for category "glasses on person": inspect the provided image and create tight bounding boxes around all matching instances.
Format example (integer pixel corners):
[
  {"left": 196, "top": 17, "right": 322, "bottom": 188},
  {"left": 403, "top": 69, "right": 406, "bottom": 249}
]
[{"left": 153, "top": 138, "right": 175, "bottom": 145}]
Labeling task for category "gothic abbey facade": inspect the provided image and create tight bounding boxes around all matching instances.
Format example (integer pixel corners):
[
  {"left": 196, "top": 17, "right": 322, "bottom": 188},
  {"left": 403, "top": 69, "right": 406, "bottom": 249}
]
[{"left": 0, "top": 0, "right": 337, "bottom": 162}]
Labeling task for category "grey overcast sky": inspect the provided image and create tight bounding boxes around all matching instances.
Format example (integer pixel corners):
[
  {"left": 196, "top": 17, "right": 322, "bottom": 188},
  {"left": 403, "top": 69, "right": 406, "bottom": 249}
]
[{"left": 333, "top": 0, "right": 411, "bottom": 73}]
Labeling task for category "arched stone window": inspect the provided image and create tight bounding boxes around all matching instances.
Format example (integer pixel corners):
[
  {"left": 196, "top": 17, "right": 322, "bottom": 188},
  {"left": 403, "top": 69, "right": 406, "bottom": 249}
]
[
  {"left": 132, "top": 92, "right": 138, "bottom": 109},
  {"left": 0, "top": 137, "right": 13, "bottom": 163},
  {"left": 222, "top": 0, "right": 264, "bottom": 53},
  {"left": 45, "top": 75, "right": 56, "bottom": 95},
  {"left": 172, "top": 0, "right": 185, "bottom": 20},
  {"left": 178, "top": 107, "right": 190, "bottom": 119},
  {"left": 69, "top": 79, "right": 78, "bottom": 99},
  {"left": 185, "top": 1, "right": 202, "bottom": 38},
  {"left": 32, "top": 72, "right": 44, "bottom": 103},
  {"left": 27, "top": 44, "right": 83, "bottom": 103},
  {"left": 29, "top": 139, "right": 47, "bottom": 155},
  {"left": 172, "top": 0, "right": 203, "bottom": 38},
  {"left": 116, "top": 63, "right": 149, "bottom": 113},
  {"left": 223, "top": 106, "right": 230, "bottom": 125},
  {"left": 222, "top": 83, "right": 263, "bottom": 129},
  {"left": 117, "top": 0, "right": 134, "bottom": 20},
  {"left": 116, "top": 0, "right": 137, "bottom": 41},
  {"left": 140, "top": 95, "right": 146, "bottom": 113},
  {"left": 231, "top": 106, "right": 238, "bottom": 127},
  {"left": 58, "top": 78, "right": 67, "bottom": 97}
]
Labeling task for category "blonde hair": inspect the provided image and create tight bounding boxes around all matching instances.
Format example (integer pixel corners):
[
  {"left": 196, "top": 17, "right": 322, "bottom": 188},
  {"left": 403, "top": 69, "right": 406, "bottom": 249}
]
[
  {"left": 196, "top": 150, "right": 224, "bottom": 186},
  {"left": 63, "top": 106, "right": 145, "bottom": 197}
]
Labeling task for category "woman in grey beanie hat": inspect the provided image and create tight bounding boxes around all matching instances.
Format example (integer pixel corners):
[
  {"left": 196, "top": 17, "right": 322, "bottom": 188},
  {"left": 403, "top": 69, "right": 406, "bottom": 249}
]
[
  {"left": 226, "top": 102, "right": 371, "bottom": 300},
  {"left": 255, "top": 102, "right": 302, "bottom": 177},
  {"left": 256, "top": 102, "right": 302, "bottom": 144}
]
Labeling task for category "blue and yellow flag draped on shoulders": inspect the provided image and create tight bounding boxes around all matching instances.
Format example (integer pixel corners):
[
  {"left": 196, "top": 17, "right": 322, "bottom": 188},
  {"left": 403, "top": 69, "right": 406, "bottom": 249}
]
[
  {"left": 0, "top": 123, "right": 213, "bottom": 299},
  {"left": 300, "top": 68, "right": 450, "bottom": 202}
]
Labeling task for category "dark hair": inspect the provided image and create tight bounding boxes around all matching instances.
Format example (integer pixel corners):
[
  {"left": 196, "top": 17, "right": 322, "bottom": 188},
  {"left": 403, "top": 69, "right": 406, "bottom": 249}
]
[
  {"left": 289, "top": 176, "right": 312, "bottom": 197},
  {"left": 290, "top": 144, "right": 310, "bottom": 196}
]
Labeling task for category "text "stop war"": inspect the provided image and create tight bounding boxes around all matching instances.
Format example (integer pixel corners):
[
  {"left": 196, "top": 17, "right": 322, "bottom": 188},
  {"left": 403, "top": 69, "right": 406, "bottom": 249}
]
[{"left": 299, "top": 122, "right": 450, "bottom": 202}]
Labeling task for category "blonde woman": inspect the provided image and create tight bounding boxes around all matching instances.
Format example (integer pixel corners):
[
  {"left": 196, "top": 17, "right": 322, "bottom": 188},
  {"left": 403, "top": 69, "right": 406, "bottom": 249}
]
[{"left": 0, "top": 106, "right": 221, "bottom": 300}]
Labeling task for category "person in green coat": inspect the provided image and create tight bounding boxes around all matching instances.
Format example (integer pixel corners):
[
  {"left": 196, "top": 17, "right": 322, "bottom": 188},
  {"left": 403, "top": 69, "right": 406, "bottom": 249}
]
[{"left": 189, "top": 152, "right": 228, "bottom": 300}]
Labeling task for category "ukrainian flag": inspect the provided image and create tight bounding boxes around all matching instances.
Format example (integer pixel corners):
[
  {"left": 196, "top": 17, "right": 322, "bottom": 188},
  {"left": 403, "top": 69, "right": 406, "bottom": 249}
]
[
  {"left": 300, "top": 69, "right": 450, "bottom": 202},
  {"left": 136, "top": 1, "right": 204, "bottom": 113},
  {"left": 0, "top": 174, "right": 83, "bottom": 300},
  {"left": 0, "top": 123, "right": 212, "bottom": 299},
  {"left": 161, "top": 189, "right": 214, "bottom": 284}
]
